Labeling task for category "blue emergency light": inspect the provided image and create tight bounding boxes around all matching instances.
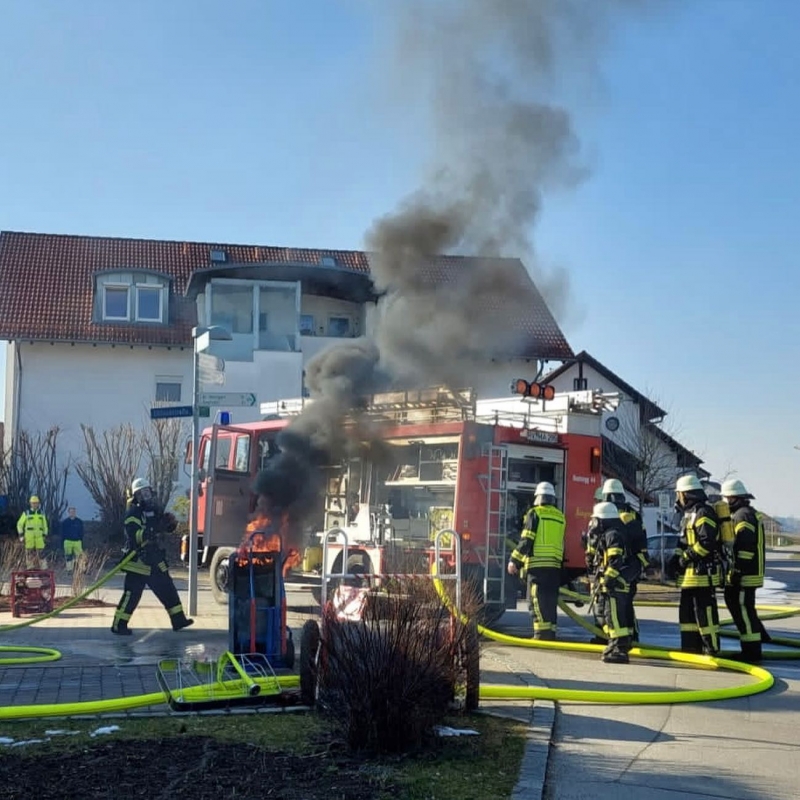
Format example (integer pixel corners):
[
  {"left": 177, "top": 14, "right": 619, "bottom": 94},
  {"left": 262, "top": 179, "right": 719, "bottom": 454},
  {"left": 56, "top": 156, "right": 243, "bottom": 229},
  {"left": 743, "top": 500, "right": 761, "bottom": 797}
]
[{"left": 219, "top": 411, "right": 231, "bottom": 425}]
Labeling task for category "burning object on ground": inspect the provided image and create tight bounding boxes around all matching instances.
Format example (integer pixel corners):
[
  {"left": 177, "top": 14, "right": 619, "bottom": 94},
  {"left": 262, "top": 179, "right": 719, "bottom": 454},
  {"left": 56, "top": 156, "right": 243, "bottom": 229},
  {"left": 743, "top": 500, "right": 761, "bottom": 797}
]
[{"left": 227, "top": 515, "right": 296, "bottom": 669}]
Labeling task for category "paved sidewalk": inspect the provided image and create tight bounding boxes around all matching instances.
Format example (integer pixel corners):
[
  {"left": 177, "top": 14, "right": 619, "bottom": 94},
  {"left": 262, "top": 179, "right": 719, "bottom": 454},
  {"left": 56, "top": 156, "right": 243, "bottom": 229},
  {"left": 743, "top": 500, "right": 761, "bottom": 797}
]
[{"left": 4, "top": 563, "right": 800, "bottom": 799}]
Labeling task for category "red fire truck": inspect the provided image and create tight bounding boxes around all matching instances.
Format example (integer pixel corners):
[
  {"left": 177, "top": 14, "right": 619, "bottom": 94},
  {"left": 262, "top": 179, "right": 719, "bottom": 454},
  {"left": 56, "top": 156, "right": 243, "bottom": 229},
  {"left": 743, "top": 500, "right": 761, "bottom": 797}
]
[{"left": 185, "top": 387, "right": 611, "bottom": 621}]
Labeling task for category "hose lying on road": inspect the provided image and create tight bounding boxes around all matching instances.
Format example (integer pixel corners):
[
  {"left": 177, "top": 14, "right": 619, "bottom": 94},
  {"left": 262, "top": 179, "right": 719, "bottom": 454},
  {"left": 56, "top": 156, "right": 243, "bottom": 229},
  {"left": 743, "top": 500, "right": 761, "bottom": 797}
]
[
  {"left": 0, "top": 552, "right": 137, "bottom": 666},
  {"left": 1, "top": 556, "right": 798, "bottom": 718}
]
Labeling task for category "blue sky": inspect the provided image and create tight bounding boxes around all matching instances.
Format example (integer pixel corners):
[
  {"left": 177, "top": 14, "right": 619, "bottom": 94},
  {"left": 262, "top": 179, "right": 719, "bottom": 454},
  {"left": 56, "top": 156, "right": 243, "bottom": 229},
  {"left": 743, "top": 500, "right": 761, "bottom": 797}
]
[{"left": 1, "top": 0, "right": 799, "bottom": 517}]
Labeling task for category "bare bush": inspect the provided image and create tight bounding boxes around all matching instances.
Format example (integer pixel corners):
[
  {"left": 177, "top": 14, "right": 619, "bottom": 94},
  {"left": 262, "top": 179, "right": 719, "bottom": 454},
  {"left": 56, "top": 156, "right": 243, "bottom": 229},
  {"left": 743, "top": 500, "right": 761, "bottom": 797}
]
[
  {"left": 0, "top": 428, "right": 70, "bottom": 530},
  {"left": 0, "top": 537, "right": 26, "bottom": 595},
  {"left": 75, "top": 424, "right": 143, "bottom": 541},
  {"left": 69, "top": 545, "right": 114, "bottom": 600},
  {"left": 143, "top": 417, "right": 187, "bottom": 510},
  {"left": 317, "top": 577, "right": 480, "bottom": 753}
]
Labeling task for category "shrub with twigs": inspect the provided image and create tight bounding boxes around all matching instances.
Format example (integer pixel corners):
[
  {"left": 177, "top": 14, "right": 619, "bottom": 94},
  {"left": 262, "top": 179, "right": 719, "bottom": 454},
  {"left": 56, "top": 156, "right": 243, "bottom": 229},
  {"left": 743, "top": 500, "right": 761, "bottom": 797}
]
[
  {"left": 0, "top": 537, "right": 26, "bottom": 596},
  {"left": 75, "top": 424, "right": 143, "bottom": 542},
  {"left": 69, "top": 545, "right": 115, "bottom": 600},
  {"left": 317, "top": 576, "right": 481, "bottom": 754}
]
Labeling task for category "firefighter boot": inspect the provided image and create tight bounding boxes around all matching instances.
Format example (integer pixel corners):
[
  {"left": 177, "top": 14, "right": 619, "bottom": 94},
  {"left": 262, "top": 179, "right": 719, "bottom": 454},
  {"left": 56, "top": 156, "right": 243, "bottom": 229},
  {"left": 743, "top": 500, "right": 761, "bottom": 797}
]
[
  {"left": 172, "top": 614, "right": 195, "bottom": 632},
  {"left": 111, "top": 624, "right": 133, "bottom": 636},
  {"left": 738, "top": 641, "right": 762, "bottom": 664}
]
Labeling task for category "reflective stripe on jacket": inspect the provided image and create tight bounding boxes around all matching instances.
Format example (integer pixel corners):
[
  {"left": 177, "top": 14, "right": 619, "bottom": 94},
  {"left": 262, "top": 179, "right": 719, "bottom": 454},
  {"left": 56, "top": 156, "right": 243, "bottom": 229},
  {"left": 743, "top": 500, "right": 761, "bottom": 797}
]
[
  {"left": 677, "top": 503, "right": 721, "bottom": 589},
  {"left": 510, "top": 504, "right": 566, "bottom": 571},
  {"left": 730, "top": 506, "right": 765, "bottom": 588}
]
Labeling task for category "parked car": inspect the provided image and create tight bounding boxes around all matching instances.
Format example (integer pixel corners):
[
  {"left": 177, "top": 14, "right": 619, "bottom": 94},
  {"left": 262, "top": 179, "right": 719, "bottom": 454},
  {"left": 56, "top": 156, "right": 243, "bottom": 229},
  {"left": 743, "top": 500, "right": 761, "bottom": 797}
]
[{"left": 647, "top": 534, "right": 681, "bottom": 578}]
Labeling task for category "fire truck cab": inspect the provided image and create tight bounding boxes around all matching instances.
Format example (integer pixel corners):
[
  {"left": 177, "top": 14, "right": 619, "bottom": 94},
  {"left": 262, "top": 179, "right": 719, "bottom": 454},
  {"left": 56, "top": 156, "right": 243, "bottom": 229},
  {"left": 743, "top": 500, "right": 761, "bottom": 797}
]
[{"left": 187, "top": 387, "right": 614, "bottom": 619}]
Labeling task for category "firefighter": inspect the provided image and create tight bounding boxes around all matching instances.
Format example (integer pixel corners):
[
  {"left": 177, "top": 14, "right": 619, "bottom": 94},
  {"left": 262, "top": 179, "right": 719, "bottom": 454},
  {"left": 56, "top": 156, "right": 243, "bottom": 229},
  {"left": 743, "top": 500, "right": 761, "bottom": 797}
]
[
  {"left": 111, "top": 478, "right": 194, "bottom": 636},
  {"left": 592, "top": 501, "right": 638, "bottom": 664},
  {"left": 582, "top": 487, "right": 606, "bottom": 643},
  {"left": 721, "top": 479, "right": 768, "bottom": 663},
  {"left": 17, "top": 495, "right": 49, "bottom": 569},
  {"left": 671, "top": 474, "right": 721, "bottom": 655},
  {"left": 507, "top": 481, "right": 566, "bottom": 641},
  {"left": 601, "top": 478, "right": 649, "bottom": 641}
]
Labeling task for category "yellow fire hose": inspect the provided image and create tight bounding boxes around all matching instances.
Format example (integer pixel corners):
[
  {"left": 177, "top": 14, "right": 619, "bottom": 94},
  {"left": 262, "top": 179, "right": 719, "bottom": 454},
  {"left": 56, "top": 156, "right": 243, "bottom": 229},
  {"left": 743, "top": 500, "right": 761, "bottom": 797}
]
[
  {"left": 1, "top": 553, "right": 799, "bottom": 719},
  {"left": 0, "top": 552, "right": 138, "bottom": 666}
]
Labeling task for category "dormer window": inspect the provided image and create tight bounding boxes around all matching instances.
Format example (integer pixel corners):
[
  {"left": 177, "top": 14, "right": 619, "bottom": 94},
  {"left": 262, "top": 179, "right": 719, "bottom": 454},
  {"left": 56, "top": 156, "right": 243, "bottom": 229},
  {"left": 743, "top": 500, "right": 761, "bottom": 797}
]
[
  {"left": 136, "top": 285, "right": 163, "bottom": 322},
  {"left": 103, "top": 285, "right": 130, "bottom": 320},
  {"left": 95, "top": 270, "right": 170, "bottom": 324}
]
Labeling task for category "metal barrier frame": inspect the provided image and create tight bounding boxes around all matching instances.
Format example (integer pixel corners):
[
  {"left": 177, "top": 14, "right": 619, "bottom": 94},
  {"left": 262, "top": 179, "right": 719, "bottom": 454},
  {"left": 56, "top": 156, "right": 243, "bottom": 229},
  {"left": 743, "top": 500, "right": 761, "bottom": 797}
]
[{"left": 320, "top": 527, "right": 463, "bottom": 613}]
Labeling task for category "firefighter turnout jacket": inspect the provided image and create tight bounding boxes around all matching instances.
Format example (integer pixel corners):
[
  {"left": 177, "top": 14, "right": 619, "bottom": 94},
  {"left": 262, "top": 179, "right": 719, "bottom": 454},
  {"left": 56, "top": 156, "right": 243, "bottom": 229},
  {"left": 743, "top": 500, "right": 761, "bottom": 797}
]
[
  {"left": 597, "top": 523, "right": 638, "bottom": 591},
  {"left": 729, "top": 504, "right": 765, "bottom": 588},
  {"left": 619, "top": 505, "right": 649, "bottom": 574},
  {"left": 510, "top": 505, "right": 566, "bottom": 573},
  {"left": 122, "top": 500, "right": 175, "bottom": 574},
  {"left": 676, "top": 500, "right": 721, "bottom": 589}
]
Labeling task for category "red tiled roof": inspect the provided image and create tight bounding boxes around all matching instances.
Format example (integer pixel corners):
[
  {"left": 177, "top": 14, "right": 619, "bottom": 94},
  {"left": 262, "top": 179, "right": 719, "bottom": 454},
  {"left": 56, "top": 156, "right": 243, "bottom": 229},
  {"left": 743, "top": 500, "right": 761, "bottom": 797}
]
[{"left": 0, "top": 231, "right": 573, "bottom": 360}]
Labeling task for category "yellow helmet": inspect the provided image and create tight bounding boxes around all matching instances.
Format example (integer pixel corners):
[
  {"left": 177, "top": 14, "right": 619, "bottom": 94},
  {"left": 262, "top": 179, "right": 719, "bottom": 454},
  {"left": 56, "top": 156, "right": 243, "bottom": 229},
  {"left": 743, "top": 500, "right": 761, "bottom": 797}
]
[{"left": 29, "top": 495, "right": 41, "bottom": 505}]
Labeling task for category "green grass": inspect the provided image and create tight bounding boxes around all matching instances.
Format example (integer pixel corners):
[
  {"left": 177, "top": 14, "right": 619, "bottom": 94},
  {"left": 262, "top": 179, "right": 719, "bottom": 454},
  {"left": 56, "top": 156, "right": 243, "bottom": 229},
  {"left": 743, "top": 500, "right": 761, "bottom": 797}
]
[{"left": 0, "top": 711, "right": 527, "bottom": 800}]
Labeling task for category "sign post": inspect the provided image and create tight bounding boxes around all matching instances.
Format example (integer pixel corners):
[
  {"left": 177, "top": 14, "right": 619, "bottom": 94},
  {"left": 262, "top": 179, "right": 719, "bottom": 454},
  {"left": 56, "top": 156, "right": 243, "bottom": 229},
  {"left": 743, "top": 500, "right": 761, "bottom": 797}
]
[{"left": 188, "top": 326, "right": 231, "bottom": 617}]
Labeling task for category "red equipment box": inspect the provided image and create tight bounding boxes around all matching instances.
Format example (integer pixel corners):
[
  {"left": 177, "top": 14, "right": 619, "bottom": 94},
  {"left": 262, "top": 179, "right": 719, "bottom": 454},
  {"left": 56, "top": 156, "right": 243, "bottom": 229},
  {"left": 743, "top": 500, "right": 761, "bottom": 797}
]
[{"left": 10, "top": 570, "right": 56, "bottom": 618}]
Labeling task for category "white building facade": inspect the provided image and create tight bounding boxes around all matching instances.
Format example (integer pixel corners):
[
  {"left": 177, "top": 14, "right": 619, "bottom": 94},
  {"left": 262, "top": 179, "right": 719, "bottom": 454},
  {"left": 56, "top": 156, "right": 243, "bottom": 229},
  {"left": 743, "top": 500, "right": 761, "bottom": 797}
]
[{"left": 1, "top": 232, "right": 571, "bottom": 518}]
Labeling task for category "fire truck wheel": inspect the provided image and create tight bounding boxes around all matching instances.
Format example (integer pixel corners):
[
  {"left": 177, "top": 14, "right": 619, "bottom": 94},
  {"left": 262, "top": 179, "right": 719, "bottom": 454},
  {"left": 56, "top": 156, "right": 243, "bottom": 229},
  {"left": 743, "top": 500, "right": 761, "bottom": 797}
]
[
  {"left": 463, "top": 622, "right": 480, "bottom": 711},
  {"left": 299, "top": 619, "right": 321, "bottom": 707},
  {"left": 209, "top": 547, "right": 236, "bottom": 606}
]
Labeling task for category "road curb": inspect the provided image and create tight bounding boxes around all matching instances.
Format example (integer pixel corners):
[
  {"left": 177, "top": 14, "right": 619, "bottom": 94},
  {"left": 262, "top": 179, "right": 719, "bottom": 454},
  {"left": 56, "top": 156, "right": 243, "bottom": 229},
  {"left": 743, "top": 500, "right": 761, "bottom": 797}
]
[{"left": 511, "top": 699, "right": 556, "bottom": 800}]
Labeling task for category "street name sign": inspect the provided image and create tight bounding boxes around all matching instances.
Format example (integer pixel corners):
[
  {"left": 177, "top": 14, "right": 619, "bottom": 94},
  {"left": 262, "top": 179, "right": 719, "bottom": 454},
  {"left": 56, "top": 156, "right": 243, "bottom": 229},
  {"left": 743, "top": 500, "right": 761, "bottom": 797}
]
[
  {"left": 150, "top": 405, "right": 194, "bottom": 420},
  {"left": 198, "top": 392, "right": 257, "bottom": 408}
]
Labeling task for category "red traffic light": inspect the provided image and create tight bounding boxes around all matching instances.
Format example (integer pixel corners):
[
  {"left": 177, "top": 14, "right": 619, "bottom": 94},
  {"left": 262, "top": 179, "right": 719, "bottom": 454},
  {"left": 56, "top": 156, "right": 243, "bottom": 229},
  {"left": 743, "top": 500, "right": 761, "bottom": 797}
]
[{"left": 510, "top": 379, "right": 556, "bottom": 401}]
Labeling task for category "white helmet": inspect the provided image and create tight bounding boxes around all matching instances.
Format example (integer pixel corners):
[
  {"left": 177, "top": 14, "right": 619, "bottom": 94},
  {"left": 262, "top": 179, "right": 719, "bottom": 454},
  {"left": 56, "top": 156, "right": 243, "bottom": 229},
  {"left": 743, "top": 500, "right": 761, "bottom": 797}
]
[
  {"left": 675, "top": 475, "right": 703, "bottom": 493},
  {"left": 131, "top": 477, "right": 151, "bottom": 495},
  {"left": 602, "top": 478, "right": 624, "bottom": 496},
  {"left": 721, "top": 478, "right": 753, "bottom": 499},
  {"left": 592, "top": 502, "right": 620, "bottom": 521},
  {"left": 534, "top": 482, "right": 555, "bottom": 497}
]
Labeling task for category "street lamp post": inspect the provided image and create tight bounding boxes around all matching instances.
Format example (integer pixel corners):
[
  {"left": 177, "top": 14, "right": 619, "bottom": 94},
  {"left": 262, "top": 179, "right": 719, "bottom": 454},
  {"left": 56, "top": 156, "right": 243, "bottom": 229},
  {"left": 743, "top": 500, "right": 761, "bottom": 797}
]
[{"left": 188, "top": 325, "right": 232, "bottom": 616}]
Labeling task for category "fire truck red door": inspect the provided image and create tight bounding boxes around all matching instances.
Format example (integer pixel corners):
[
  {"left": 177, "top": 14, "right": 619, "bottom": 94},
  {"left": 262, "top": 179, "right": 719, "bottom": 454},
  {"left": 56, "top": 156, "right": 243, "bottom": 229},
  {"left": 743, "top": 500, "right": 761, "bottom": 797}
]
[{"left": 203, "top": 424, "right": 256, "bottom": 548}]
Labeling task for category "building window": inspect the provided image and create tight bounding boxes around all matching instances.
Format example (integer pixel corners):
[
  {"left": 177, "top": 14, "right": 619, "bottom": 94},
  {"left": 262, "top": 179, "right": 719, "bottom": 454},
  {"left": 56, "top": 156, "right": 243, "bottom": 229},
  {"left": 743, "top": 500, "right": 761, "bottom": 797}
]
[
  {"left": 136, "top": 286, "right": 163, "bottom": 322},
  {"left": 103, "top": 286, "right": 130, "bottom": 320},
  {"left": 328, "top": 316, "right": 351, "bottom": 337},
  {"left": 299, "top": 314, "right": 315, "bottom": 335},
  {"left": 210, "top": 284, "right": 253, "bottom": 334},
  {"left": 573, "top": 377, "right": 588, "bottom": 391},
  {"left": 155, "top": 378, "right": 182, "bottom": 402}
]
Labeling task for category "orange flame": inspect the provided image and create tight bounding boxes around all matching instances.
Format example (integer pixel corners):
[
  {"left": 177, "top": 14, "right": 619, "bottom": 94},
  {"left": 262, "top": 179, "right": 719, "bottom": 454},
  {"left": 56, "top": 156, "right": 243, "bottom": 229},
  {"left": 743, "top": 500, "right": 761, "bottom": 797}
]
[{"left": 237, "top": 512, "right": 302, "bottom": 577}]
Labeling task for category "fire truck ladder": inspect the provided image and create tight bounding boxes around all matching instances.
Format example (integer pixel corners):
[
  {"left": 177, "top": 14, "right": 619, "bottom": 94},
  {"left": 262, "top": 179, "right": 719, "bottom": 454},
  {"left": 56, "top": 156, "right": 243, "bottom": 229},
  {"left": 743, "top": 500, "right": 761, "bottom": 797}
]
[{"left": 484, "top": 445, "right": 508, "bottom": 606}]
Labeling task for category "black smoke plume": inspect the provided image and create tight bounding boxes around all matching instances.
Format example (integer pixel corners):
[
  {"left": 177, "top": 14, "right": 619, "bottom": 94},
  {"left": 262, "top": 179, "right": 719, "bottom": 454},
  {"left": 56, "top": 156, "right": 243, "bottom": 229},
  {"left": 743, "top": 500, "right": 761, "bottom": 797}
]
[{"left": 256, "top": 0, "right": 648, "bottom": 527}]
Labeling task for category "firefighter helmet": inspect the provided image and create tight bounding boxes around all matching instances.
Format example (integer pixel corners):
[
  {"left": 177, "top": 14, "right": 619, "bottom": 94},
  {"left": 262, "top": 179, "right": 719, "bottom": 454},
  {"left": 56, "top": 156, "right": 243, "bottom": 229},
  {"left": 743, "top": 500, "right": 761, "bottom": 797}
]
[
  {"left": 675, "top": 474, "right": 703, "bottom": 493},
  {"left": 593, "top": 487, "right": 603, "bottom": 502},
  {"left": 592, "top": 502, "right": 619, "bottom": 521},
  {"left": 29, "top": 495, "right": 40, "bottom": 505},
  {"left": 131, "top": 477, "right": 151, "bottom": 495},
  {"left": 721, "top": 478, "right": 754, "bottom": 499},
  {"left": 602, "top": 478, "right": 624, "bottom": 496},
  {"left": 534, "top": 482, "right": 555, "bottom": 497}
]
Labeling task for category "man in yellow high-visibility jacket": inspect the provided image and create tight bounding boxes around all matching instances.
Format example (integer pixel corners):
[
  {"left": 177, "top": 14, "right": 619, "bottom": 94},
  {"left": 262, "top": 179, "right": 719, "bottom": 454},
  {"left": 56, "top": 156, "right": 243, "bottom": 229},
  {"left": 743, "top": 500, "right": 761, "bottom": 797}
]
[
  {"left": 17, "top": 495, "right": 49, "bottom": 569},
  {"left": 507, "top": 481, "right": 566, "bottom": 640}
]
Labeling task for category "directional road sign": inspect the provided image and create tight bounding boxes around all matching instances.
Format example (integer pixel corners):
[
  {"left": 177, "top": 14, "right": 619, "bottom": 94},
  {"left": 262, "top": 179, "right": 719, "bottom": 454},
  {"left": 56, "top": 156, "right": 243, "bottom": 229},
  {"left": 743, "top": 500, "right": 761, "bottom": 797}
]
[
  {"left": 198, "top": 392, "right": 257, "bottom": 408},
  {"left": 198, "top": 352, "right": 225, "bottom": 386},
  {"left": 150, "top": 405, "right": 194, "bottom": 420}
]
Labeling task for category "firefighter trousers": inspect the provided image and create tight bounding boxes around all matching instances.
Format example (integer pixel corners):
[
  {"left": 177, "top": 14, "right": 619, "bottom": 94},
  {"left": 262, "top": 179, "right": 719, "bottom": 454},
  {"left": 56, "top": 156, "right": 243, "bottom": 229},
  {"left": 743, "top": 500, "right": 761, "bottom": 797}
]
[
  {"left": 679, "top": 586, "right": 720, "bottom": 655},
  {"left": 527, "top": 568, "right": 561, "bottom": 640},
  {"left": 724, "top": 585, "right": 764, "bottom": 662},
  {"left": 112, "top": 562, "right": 189, "bottom": 633},
  {"left": 602, "top": 586, "right": 633, "bottom": 657}
]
